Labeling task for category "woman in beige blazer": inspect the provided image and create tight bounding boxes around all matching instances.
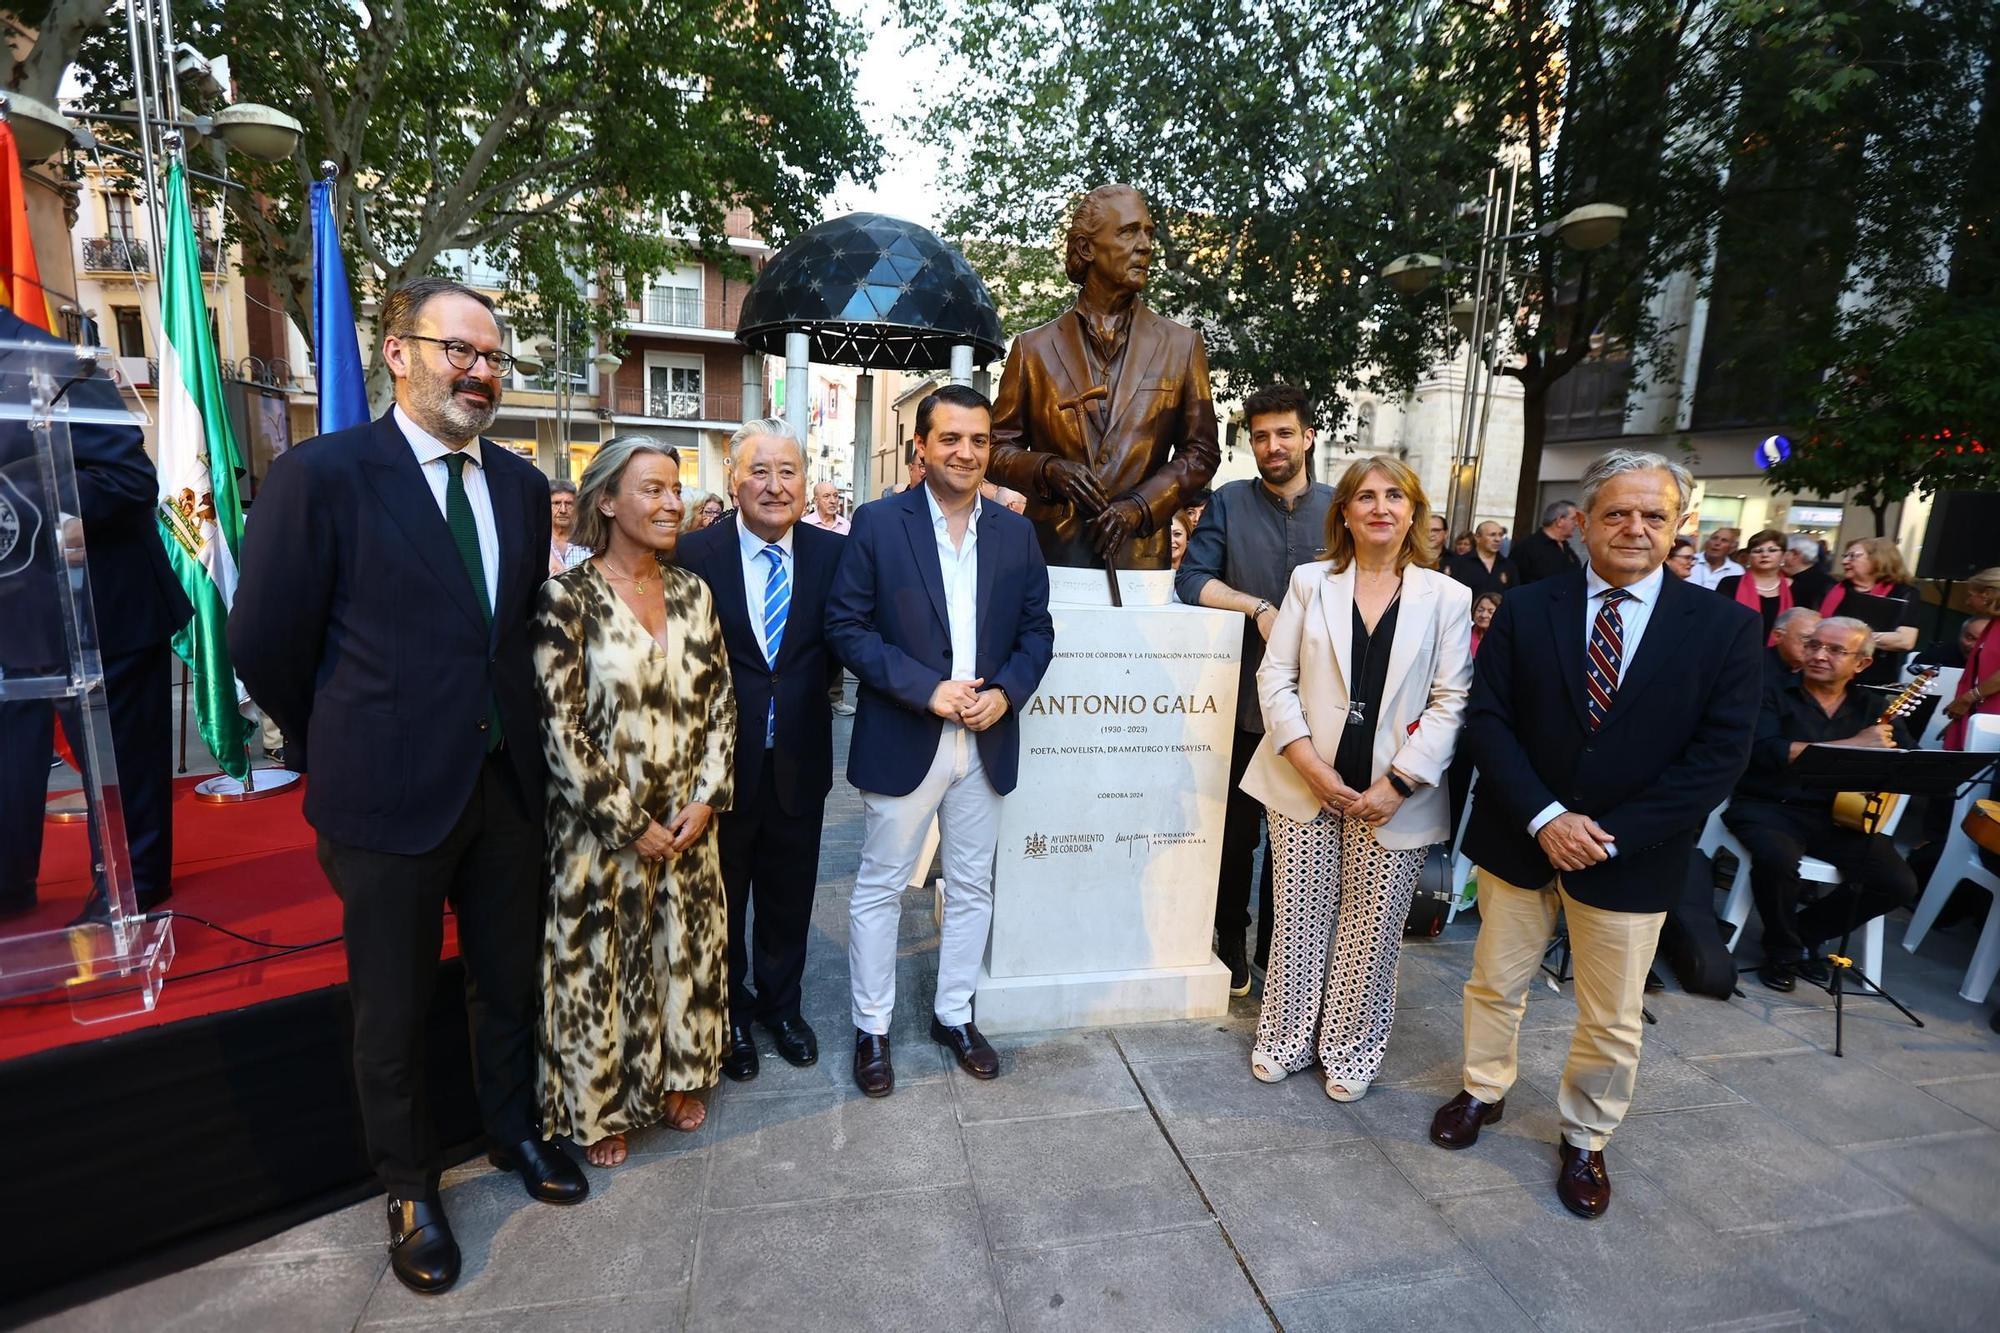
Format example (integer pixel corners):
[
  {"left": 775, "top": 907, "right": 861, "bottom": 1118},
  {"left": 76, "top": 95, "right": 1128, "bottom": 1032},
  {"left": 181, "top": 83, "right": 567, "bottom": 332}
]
[{"left": 1240, "top": 455, "right": 1472, "bottom": 1100}]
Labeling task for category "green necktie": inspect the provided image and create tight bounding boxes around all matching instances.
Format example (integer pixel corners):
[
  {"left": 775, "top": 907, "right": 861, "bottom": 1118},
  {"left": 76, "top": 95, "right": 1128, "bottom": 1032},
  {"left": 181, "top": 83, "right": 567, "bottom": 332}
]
[{"left": 441, "top": 453, "right": 502, "bottom": 750}]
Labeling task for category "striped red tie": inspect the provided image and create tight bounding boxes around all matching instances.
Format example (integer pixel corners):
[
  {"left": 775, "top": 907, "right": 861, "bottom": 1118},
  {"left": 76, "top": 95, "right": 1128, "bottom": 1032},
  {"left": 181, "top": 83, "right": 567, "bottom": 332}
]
[{"left": 1585, "top": 588, "right": 1632, "bottom": 731}]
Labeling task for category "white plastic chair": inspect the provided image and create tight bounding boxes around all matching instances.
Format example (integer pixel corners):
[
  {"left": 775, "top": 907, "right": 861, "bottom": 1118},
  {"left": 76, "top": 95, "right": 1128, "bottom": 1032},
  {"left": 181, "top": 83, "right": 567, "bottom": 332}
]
[
  {"left": 1902, "top": 713, "right": 2000, "bottom": 1002},
  {"left": 1912, "top": 666, "right": 1963, "bottom": 751},
  {"left": 1704, "top": 798, "right": 1900, "bottom": 988},
  {"left": 1444, "top": 769, "right": 1478, "bottom": 925}
]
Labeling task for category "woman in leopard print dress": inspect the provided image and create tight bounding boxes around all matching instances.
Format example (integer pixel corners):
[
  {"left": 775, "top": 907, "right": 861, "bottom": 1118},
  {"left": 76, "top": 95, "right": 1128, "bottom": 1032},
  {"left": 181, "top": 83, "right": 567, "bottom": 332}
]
[{"left": 533, "top": 436, "right": 736, "bottom": 1167}]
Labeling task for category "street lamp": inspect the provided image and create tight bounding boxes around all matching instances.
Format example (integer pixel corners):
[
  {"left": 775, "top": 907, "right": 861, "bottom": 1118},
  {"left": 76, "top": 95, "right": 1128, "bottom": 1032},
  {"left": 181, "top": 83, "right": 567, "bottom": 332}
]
[
  {"left": 1381, "top": 167, "right": 1625, "bottom": 541},
  {"left": 0, "top": 92, "right": 79, "bottom": 164}
]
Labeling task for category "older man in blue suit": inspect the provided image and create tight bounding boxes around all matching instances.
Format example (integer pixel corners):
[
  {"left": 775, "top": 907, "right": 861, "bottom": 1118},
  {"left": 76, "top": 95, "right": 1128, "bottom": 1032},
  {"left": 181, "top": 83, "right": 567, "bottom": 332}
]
[
  {"left": 826, "top": 383, "right": 1054, "bottom": 1098},
  {"left": 231, "top": 277, "right": 584, "bottom": 1295},
  {"left": 1428, "top": 449, "right": 1762, "bottom": 1222}
]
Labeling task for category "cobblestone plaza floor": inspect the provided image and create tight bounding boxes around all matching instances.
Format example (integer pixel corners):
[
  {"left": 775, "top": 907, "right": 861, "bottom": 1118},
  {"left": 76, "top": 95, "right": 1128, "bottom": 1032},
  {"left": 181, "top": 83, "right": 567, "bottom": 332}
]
[{"left": 31, "top": 715, "right": 2000, "bottom": 1331}]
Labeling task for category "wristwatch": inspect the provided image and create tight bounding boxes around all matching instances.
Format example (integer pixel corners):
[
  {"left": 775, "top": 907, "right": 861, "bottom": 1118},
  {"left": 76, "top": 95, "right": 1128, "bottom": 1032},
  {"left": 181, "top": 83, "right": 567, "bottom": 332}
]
[
  {"left": 1252, "top": 599, "right": 1275, "bottom": 620},
  {"left": 1386, "top": 772, "right": 1415, "bottom": 798}
]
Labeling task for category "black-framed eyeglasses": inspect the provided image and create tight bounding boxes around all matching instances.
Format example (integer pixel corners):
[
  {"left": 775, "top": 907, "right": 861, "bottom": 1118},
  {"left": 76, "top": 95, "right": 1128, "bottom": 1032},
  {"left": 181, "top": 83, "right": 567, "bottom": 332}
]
[{"left": 406, "top": 334, "right": 519, "bottom": 376}]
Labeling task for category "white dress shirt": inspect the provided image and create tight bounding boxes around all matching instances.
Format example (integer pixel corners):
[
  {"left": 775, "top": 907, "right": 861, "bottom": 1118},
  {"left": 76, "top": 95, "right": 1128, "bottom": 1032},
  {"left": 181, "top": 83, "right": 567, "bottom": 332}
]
[
  {"left": 924, "top": 484, "right": 981, "bottom": 684},
  {"left": 395, "top": 404, "right": 499, "bottom": 607},
  {"left": 1526, "top": 562, "right": 1669, "bottom": 850},
  {"left": 735, "top": 513, "right": 794, "bottom": 662},
  {"left": 1686, "top": 555, "right": 1743, "bottom": 590}
]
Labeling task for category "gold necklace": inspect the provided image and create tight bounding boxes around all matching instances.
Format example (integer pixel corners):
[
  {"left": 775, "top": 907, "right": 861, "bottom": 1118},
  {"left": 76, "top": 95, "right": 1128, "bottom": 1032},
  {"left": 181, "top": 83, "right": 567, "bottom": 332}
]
[{"left": 598, "top": 560, "right": 656, "bottom": 594}]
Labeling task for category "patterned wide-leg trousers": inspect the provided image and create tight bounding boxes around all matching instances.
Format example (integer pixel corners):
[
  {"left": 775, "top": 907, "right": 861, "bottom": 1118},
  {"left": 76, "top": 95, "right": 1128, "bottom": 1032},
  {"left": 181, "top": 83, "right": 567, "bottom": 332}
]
[{"left": 1253, "top": 809, "right": 1428, "bottom": 1085}]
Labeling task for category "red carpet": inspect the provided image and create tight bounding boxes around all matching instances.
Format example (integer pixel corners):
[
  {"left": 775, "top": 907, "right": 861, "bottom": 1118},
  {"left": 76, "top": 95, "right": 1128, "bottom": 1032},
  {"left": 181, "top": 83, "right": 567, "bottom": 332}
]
[{"left": 0, "top": 775, "right": 458, "bottom": 1061}]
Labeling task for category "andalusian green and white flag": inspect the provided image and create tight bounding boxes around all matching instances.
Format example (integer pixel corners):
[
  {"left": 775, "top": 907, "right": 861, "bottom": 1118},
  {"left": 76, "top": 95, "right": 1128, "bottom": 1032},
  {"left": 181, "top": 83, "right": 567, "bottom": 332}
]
[{"left": 154, "top": 159, "right": 251, "bottom": 780}]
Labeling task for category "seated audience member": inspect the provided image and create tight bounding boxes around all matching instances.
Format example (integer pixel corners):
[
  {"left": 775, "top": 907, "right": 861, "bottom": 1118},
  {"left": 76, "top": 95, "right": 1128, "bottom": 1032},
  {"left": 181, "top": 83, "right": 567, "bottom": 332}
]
[
  {"left": 1722, "top": 616, "right": 1917, "bottom": 992},
  {"left": 1716, "top": 529, "right": 1793, "bottom": 640},
  {"left": 1767, "top": 607, "right": 1821, "bottom": 679},
  {"left": 1446, "top": 520, "right": 1518, "bottom": 598},
  {"left": 1783, "top": 535, "right": 1833, "bottom": 609},
  {"left": 1665, "top": 535, "right": 1697, "bottom": 579},
  {"left": 1915, "top": 615, "right": 1988, "bottom": 671},
  {"left": 1942, "top": 569, "right": 2000, "bottom": 749},
  {"left": 1823, "top": 536, "right": 1922, "bottom": 686},
  {"left": 534, "top": 437, "right": 735, "bottom": 1167},
  {"left": 1688, "top": 526, "right": 1742, "bottom": 590},
  {"left": 1470, "top": 590, "right": 1501, "bottom": 657}
]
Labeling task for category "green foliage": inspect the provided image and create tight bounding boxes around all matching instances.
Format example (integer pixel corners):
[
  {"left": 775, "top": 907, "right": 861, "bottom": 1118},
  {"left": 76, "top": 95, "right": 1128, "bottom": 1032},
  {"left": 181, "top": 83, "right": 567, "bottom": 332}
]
[
  {"left": 66, "top": 0, "right": 876, "bottom": 380},
  {"left": 1767, "top": 302, "right": 2000, "bottom": 527}
]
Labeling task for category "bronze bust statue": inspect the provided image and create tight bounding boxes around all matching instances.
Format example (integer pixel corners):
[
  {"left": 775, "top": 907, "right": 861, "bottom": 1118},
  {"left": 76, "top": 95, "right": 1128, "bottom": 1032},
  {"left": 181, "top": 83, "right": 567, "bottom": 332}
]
[{"left": 988, "top": 184, "right": 1220, "bottom": 572}]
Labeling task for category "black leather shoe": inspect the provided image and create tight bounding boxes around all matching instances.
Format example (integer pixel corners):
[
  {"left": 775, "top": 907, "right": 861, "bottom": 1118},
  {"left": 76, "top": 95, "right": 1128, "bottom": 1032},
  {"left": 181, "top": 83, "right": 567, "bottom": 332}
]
[
  {"left": 387, "top": 1196, "right": 460, "bottom": 1294},
  {"left": 931, "top": 1018, "right": 999, "bottom": 1079},
  {"left": 721, "top": 1022, "right": 759, "bottom": 1081},
  {"left": 1218, "top": 937, "right": 1251, "bottom": 997},
  {"left": 854, "top": 1030, "right": 894, "bottom": 1097},
  {"left": 1794, "top": 951, "right": 1831, "bottom": 988},
  {"left": 1556, "top": 1141, "right": 1612, "bottom": 1219},
  {"left": 1757, "top": 958, "right": 1797, "bottom": 993},
  {"left": 1428, "top": 1090, "right": 1505, "bottom": 1150},
  {"left": 487, "top": 1137, "right": 589, "bottom": 1205},
  {"left": 762, "top": 1014, "right": 818, "bottom": 1067}
]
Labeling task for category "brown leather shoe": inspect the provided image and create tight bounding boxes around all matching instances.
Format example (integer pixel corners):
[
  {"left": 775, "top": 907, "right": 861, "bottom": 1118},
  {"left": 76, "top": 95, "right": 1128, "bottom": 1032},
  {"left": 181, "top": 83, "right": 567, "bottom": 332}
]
[
  {"left": 1428, "top": 1090, "right": 1505, "bottom": 1150},
  {"left": 853, "top": 1029, "right": 894, "bottom": 1098},
  {"left": 931, "top": 1018, "right": 999, "bottom": 1079},
  {"left": 1556, "top": 1141, "right": 1612, "bottom": 1219}
]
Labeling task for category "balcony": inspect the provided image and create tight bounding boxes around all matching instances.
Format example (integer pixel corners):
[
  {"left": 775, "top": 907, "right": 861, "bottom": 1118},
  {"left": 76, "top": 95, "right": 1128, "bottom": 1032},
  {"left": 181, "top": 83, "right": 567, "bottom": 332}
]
[
  {"left": 613, "top": 385, "right": 741, "bottom": 424},
  {"left": 80, "top": 234, "right": 226, "bottom": 275},
  {"left": 1544, "top": 356, "right": 1633, "bottom": 443},
  {"left": 623, "top": 287, "right": 741, "bottom": 334}
]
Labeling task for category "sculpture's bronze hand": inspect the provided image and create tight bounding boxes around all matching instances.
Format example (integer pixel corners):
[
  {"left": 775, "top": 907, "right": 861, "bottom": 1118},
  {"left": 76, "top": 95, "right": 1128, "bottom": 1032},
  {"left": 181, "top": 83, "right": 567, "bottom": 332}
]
[
  {"left": 1087, "top": 496, "right": 1146, "bottom": 563},
  {"left": 1042, "top": 457, "right": 1111, "bottom": 515}
]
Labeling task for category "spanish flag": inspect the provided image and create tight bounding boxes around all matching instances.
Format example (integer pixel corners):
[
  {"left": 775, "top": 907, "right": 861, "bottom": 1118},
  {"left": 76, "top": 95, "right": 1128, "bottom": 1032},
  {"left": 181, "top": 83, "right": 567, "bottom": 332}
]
[{"left": 0, "top": 121, "right": 52, "bottom": 332}]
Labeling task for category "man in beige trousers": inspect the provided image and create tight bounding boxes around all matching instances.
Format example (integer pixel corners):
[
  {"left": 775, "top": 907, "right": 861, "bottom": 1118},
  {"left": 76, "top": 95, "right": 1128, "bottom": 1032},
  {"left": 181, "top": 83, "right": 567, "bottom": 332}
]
[{"left": 1427, "top": 449, "right": 1762, "bottom": 1219}]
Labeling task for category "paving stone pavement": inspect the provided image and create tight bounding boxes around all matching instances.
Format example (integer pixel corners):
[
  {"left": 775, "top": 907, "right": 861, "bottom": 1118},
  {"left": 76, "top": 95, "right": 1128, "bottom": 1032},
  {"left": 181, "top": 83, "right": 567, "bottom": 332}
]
[{"left": 28, "top": 712, "right": 2000, "bottom": 1331}]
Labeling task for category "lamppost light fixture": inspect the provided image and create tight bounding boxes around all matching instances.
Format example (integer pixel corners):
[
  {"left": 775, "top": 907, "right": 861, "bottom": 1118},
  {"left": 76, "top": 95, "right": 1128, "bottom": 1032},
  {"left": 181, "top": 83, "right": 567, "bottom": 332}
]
[
  {"left": 1381, "top": 253, "right": 1445, "bottom": 296},
  {"left": 1449, "top": 297, "right": 1478, "bottom": 337},
  {"left": 533, "top": 336, "right": 560, "bottom": 364},
  {"left": 0, "top": 92, "right": 79, "bottom": 164},
  {"left": 1552, "top": 203, "right": 1628, "bottom": 252},
  {"left": 591, "top": 351, "right": 623, "bottom": 375},
  {"left": 210, "top": 103, "right": 303, "bottom": 162}
]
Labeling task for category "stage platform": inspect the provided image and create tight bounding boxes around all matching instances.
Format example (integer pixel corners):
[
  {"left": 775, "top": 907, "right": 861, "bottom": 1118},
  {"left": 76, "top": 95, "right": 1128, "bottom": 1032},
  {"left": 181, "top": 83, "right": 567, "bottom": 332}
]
[{"left": 0, "top": 777, "right": 480, "bottom": 1311}]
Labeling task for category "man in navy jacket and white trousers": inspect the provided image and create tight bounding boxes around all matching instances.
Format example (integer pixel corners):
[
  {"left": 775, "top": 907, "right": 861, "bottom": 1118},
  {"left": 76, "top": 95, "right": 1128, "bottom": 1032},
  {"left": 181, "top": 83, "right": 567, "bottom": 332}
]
[
  {"left": 826, "top": 383, "right": 1054, "bottom": 1098},
  {"left": 1427, "top": 449, "right": 1761, "bottom": 1221}
]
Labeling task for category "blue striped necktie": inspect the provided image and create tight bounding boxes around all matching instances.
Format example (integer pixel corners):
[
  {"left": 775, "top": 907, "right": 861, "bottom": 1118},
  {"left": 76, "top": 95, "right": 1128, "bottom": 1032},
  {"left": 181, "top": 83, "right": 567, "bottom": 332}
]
[
  {"left": 761, "top": 544, "right": 789, "bottom": 745},
  {"left": 1585, "top": 588, "right": 1631, "bottom": 731}
]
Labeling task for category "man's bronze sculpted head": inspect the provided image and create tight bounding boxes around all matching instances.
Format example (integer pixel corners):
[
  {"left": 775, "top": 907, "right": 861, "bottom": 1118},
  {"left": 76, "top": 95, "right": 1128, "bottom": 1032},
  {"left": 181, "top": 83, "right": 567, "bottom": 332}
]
[{"left": 1064, "top": 184, "right": 1154, "bottom": 294}]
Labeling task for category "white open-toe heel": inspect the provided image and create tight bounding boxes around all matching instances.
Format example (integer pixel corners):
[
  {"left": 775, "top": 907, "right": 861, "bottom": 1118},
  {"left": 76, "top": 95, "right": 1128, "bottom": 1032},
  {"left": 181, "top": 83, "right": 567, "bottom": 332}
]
[
  {"left": 1249, "top": 1050, "right": 1288, "bottom": 1083},
  {"left": 1323, "top": 1077, "right": 1370, "bottom": 1102}
]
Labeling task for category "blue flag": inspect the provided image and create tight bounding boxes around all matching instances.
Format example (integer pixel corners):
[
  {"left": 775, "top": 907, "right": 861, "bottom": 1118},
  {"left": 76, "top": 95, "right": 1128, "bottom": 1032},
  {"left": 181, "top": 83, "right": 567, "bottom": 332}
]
[{"left": 310, "top": 179, "right": 368, "bottom": 434}]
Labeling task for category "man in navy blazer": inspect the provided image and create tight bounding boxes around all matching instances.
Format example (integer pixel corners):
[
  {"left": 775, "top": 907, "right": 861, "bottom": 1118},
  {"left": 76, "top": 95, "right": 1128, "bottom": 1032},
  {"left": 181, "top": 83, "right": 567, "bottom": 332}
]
[
  {"left": 1429, "top": 449, "right": 1761, "bottom": 1222},
  {"left": 826, "top": 384, "right": 1054, "bottom": 1097},
  {"left": 0, "top": 310, "right": 192, "bottom": 917},
  {"left": 230, "top": 278, "right": 583, "bottom": 1295},
  {"left": 677, "top": 418, "right": 843, "bottom": 1082}
]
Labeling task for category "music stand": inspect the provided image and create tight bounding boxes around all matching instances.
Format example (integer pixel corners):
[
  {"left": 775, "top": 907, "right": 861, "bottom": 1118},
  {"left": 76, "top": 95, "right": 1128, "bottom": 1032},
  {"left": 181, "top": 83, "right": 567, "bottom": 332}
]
[{"left": 1786, "top": 745, "right": 1998, "bottom": 1055}]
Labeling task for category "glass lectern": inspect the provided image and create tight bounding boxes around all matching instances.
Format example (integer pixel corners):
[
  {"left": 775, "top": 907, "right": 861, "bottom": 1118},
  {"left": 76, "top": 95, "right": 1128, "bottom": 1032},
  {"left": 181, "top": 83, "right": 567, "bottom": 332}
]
[{"left": 0, "top": 338, "right": 173, "bottom": 1019}]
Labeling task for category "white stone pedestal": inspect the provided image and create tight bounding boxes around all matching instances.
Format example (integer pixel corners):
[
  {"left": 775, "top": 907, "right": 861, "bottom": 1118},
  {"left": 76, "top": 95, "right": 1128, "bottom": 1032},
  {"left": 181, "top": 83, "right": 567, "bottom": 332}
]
[{"left": 974, "top": 589, "right": 1241, "bottom": 1034}]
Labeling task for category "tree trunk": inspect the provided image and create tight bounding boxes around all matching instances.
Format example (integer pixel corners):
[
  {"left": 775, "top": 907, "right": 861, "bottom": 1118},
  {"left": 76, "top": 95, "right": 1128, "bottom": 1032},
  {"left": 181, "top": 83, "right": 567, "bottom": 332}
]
[
  {"left": 1512, "top": 378, "right": 1549, "bottom": 537},
  {"left": 1869, "top": 501, "right": 1888, "bottom": 537}
]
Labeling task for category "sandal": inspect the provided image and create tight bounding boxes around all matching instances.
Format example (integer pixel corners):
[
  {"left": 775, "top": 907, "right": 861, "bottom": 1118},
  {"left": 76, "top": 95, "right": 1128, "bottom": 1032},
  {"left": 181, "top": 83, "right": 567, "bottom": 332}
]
[
  {"left": 1323, "top": 1077, "right": 1370, "bottom": 1103},
  {"left": 583, "top": 1133, "right": 628, "bottom": 1168},
  {"left": 1249, "top": 1049, "right": 1289, "bottom": 1084},
  {"left": 663, "top": 1090, "right": 707, "bottom": 1133}
]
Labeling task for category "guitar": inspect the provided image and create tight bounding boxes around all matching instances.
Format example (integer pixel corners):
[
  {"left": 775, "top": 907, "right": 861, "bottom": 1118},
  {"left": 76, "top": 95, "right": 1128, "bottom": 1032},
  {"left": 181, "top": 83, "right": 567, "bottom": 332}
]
[{"left": 1831, "top": 664, "right": 1941, "bottom": 832}]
